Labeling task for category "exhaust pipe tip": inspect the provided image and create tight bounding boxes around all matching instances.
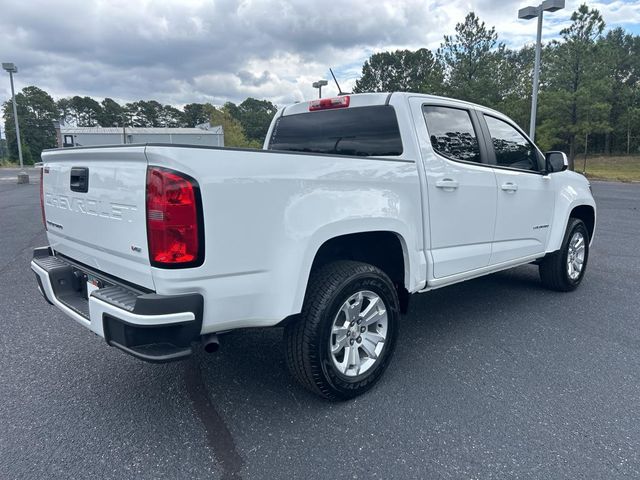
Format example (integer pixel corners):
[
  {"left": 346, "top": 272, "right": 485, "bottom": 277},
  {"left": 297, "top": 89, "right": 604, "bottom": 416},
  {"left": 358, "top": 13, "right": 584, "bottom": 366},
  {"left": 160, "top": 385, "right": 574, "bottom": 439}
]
[{"left": 202, "top": 334, "right": 220, "bottom": 353}]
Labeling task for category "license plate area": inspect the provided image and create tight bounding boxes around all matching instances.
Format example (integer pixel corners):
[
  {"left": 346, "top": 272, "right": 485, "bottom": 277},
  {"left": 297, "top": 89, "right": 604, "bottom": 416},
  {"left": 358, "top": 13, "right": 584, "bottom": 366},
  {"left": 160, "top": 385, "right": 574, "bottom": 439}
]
[
  {"left": 70, "top": 269, "right": 111, "bottom": 301},
  {"left": 86, "top": 275, "right": 104, "bottom": 299}
]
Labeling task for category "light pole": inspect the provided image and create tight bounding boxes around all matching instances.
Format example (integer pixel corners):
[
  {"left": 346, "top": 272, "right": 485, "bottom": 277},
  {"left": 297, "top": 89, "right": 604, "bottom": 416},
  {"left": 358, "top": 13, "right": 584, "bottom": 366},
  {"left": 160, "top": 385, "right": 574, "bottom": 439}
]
[
  {"left": 2, "top": 62, "right": 28, "bottom": 183},
  {"left": 518, "top": 0, "right": 565, "bottom": 142},
  {"left": 312, "top": 79, "right": 328, "bottom": 99}
]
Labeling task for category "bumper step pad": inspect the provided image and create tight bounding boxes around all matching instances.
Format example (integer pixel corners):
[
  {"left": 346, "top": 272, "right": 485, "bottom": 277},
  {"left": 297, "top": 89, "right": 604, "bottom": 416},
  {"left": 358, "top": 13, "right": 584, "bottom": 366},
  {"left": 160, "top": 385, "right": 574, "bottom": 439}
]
[{"left": 32, "top": 247, "right": 204, "bottom": 363}]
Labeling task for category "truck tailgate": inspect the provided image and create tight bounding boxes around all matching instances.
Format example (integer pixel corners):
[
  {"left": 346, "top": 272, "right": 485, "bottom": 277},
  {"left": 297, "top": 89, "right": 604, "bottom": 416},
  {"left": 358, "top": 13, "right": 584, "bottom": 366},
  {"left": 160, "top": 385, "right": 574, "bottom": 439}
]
[{"left": 41, "top": 146, "right": 154, "bottom": 290}]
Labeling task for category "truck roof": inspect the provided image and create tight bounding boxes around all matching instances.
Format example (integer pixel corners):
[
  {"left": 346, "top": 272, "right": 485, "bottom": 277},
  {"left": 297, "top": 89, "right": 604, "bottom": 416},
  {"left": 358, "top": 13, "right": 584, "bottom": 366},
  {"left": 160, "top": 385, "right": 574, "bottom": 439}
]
[{"left": 281, "top": 92, "right": 509, "bottom": 122}]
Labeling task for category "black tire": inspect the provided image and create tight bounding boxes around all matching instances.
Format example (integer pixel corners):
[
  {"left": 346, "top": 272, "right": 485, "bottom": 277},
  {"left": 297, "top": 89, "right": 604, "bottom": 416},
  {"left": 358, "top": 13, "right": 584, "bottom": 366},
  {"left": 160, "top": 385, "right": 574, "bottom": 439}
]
[
  {"left": 284, "top": 260, "right": 400, "bottom": 400},
  {"left": 539, "top": 218, "right": 590, "bottom": 292}
]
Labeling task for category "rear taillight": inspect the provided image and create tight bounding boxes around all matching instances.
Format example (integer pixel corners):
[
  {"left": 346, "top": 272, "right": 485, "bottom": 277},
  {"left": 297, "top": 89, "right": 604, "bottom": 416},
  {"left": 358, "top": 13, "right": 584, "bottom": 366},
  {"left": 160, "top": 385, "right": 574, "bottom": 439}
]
[
  {"left": 40, "top": 167, "right": 47, "bottom": 230},
  {"left": 146, "top": 166, "right": 203, "bottom": 267},
  {"left": 309, "top": 96, "right": 350, "bottom": 111}
]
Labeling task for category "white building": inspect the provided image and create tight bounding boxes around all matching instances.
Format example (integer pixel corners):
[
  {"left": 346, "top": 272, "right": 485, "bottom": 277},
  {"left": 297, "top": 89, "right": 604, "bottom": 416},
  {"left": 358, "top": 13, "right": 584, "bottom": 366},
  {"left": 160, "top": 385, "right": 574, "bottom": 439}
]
[{"left": 56, "top": 124, "right": 224, "bottom": 148}]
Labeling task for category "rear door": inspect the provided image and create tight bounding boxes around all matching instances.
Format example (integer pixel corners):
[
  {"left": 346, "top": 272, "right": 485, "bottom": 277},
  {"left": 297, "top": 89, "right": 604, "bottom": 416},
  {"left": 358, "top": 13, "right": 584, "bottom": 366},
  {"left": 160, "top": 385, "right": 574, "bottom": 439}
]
[
  {"left": 478, "top": 113, "right": 555, "bottom": 264},
  {"left": 42, "top": 146, "right": 154, "bottom": 289},
  {"left": 410, "top": 98, "right": 497, "bottom": 279}
]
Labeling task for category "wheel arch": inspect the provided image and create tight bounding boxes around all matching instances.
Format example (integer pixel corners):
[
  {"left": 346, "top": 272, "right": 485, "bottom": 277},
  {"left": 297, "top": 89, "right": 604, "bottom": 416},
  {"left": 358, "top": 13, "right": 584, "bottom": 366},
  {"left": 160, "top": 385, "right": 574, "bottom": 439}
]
[
  {"left": 547, "top": 202, "right": 596, "bottom": 253},
  {"left": 546, "top": 175, "right": 596, "bottom": 254},
  {"left": 569, "top": 204, "right": 595, "bottom": 243},
  {"left": 293, "top": 227, "right": 414, "bottom": 317}
]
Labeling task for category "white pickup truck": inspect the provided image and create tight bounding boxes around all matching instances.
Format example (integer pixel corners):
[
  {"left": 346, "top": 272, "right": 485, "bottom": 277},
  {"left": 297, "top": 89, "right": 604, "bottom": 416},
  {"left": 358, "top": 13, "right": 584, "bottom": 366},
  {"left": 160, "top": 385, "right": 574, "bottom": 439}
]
[{"left": 32, "top": 93, "right": 595, "bottom": 399}]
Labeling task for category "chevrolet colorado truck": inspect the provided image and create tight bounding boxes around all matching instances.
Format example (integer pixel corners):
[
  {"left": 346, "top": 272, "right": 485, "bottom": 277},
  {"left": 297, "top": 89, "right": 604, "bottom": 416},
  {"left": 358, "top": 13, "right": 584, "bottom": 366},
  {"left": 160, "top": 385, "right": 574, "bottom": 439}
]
[{"left": 31, "top": 93, "right": 596, "bottom": 400}]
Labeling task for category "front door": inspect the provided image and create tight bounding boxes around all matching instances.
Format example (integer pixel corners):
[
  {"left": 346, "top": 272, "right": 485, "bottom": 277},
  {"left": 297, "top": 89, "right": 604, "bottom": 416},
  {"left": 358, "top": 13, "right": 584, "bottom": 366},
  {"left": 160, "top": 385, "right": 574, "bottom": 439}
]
[
  {"left": 410, "top": 98, "right": 497, "bottom": 279},
  {"left": 480, "top": 114, "right": 555, "bottom": 264}
]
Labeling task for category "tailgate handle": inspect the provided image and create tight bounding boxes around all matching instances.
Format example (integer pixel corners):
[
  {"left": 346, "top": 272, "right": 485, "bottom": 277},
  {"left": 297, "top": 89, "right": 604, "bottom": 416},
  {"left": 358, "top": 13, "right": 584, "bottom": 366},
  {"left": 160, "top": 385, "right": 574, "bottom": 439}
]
[{"left": 70, "top": 167, "right": 89, "bottom": 193}]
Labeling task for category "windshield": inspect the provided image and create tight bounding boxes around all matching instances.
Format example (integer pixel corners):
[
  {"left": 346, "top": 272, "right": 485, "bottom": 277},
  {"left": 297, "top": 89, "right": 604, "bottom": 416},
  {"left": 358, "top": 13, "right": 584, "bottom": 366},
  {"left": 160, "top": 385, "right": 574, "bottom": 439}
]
[{"left": 268, "top": 105, "right": 403, "bottom": 157}]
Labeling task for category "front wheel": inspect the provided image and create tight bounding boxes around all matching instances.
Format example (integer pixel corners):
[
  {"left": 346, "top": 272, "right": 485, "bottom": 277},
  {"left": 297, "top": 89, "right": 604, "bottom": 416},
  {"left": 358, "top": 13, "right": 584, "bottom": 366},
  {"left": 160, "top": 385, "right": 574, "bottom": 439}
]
[
  {"left": 539, "top": 218, "right": 590, "bottom": 292},
  {"left": 284, "top": 261, "right": 400, "bottom": 400}
]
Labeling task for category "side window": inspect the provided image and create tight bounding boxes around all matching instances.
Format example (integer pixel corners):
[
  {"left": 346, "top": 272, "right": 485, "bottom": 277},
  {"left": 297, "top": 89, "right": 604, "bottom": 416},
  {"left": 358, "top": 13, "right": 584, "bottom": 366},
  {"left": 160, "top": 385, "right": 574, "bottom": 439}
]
[
  {"left": 422, "top": 106, "right": 481, "bottom": 163},
  {"left": 484, "top": 115, "right": 541, "bottom": 172}
]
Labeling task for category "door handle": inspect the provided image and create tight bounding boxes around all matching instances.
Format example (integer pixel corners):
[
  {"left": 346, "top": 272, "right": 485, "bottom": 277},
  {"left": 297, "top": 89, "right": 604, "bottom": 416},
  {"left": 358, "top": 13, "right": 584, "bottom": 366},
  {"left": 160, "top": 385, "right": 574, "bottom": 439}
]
[
  {"left": 70, "top": 167, "right": 89, "bottom": 193},
  {"left": 435, "top": 179, "right": 459, "bottom": 190},
  {"left": 501, "top": 182, "right": 518, "bottom": 192}
]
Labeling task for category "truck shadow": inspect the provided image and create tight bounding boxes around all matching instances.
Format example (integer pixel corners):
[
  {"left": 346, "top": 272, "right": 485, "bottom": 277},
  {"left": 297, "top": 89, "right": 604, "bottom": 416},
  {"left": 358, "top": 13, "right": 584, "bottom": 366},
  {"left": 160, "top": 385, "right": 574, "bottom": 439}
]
[
  {"left": 192, "top": 264, "right": 549, "bottom": 404},
  {"left": 126, "top": 263, "right": 567, "bottom": 476}
]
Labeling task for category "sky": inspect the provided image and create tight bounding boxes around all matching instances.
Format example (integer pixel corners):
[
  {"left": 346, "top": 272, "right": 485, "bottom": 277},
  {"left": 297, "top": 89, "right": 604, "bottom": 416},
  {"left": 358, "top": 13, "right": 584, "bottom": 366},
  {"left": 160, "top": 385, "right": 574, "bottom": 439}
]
[{"left": 0, "top": 0, "right": 639, "bottom": 126}]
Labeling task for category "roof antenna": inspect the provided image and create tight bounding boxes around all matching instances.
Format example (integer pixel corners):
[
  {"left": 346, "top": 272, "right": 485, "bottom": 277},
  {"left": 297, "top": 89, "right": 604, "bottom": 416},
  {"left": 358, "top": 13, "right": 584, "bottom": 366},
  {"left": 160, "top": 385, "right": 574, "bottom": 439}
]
[{"left": 330, "top": 68, "right": 348, "bottom": 96}]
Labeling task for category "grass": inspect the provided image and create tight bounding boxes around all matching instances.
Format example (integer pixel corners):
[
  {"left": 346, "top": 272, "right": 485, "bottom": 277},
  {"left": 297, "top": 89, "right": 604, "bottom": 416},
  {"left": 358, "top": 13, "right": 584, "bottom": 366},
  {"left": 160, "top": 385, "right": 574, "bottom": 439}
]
[
  {"left": 2, "top": 155, "right": 638, "bottom": 181},
  {"left": 0, "top": 160, "right": 37, "bottom": 168},
  {"left": 578, "top": 155, "right": 640, "bottom": 183}
]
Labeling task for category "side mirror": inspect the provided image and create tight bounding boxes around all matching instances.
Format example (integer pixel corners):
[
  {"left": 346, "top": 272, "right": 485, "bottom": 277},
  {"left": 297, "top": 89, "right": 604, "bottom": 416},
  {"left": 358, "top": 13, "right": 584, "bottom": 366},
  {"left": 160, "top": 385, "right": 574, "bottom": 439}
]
[{"left": 545, "top": 151, "right": 568, "bottom": 173}]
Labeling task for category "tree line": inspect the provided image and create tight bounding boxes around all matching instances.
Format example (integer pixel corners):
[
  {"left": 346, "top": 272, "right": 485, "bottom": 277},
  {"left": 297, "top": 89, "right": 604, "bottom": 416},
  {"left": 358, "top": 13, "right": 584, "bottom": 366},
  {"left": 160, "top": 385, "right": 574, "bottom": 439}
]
[
  {"left": 2, "top": 91, "right": 277, "bottom": 163},
  {"left": 2, "top": 3, "right": 638, "bottom": 164},
  {"left": 354, "top": 4, "right": 640, "bottom": 159}
]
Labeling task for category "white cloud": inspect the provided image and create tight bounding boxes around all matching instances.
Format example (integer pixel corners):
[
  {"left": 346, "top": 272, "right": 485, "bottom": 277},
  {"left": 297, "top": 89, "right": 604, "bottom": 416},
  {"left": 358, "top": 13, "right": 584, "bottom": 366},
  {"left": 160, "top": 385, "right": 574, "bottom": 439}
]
[{"left": 0, "top": 0, "right": 637, "bottom": 123}]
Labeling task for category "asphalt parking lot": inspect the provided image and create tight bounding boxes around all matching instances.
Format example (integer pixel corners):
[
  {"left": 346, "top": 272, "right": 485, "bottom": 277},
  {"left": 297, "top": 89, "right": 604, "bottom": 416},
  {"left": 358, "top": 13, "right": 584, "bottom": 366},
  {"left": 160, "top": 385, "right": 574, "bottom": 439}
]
[{"left": 1, "top": 169, "right": 639, "bottom": 479}]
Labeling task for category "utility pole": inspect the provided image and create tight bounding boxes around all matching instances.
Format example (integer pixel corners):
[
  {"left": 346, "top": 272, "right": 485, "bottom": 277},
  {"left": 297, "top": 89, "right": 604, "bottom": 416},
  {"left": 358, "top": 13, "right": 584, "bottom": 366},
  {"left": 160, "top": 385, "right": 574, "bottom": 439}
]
[
  {"left": 312, "top": 80, "right": 328, "bottom": 99},
  {"left": 121, "top": 114, "right": 127, "bottom": 144},
  {"left": 2, "top": 62, "right": 28, "bottom": 183},
  {"left": 530, "top": 11, "right": 543, "bottom": 141},
  {"left": 518, "top": 0, "right": 565, "bottom": 142}
]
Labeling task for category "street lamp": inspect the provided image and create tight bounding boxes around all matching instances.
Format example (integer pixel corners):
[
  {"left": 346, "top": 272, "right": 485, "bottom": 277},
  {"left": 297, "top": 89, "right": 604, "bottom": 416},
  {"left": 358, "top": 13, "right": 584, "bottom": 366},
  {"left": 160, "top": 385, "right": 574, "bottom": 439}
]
[
  {"left": 312, "top": 79, "right": 328, "bottom": 99},
  {"left": 2, "top": 62, "right": 28, "bottom": 184},
  {"left": 518, "top": 0, "right": 565, "bottom": 142}
]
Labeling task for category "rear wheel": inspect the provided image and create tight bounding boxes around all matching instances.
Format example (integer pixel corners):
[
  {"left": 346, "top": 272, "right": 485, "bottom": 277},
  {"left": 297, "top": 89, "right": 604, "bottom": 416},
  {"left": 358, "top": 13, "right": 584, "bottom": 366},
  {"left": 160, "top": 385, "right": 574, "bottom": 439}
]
[
  {"left": 539, "top": 218, "right": 590, "bottom": 292},
  {"left": 284, "top": 261, "right": 400, "bottom": 400}
]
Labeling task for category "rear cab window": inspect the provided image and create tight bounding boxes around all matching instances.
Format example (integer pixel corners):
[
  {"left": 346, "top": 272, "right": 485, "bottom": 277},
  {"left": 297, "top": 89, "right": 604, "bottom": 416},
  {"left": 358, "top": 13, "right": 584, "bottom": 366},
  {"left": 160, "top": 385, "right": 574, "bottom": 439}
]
[{"left": 268, "top": 105, "right": 403, "bottom": 157}]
